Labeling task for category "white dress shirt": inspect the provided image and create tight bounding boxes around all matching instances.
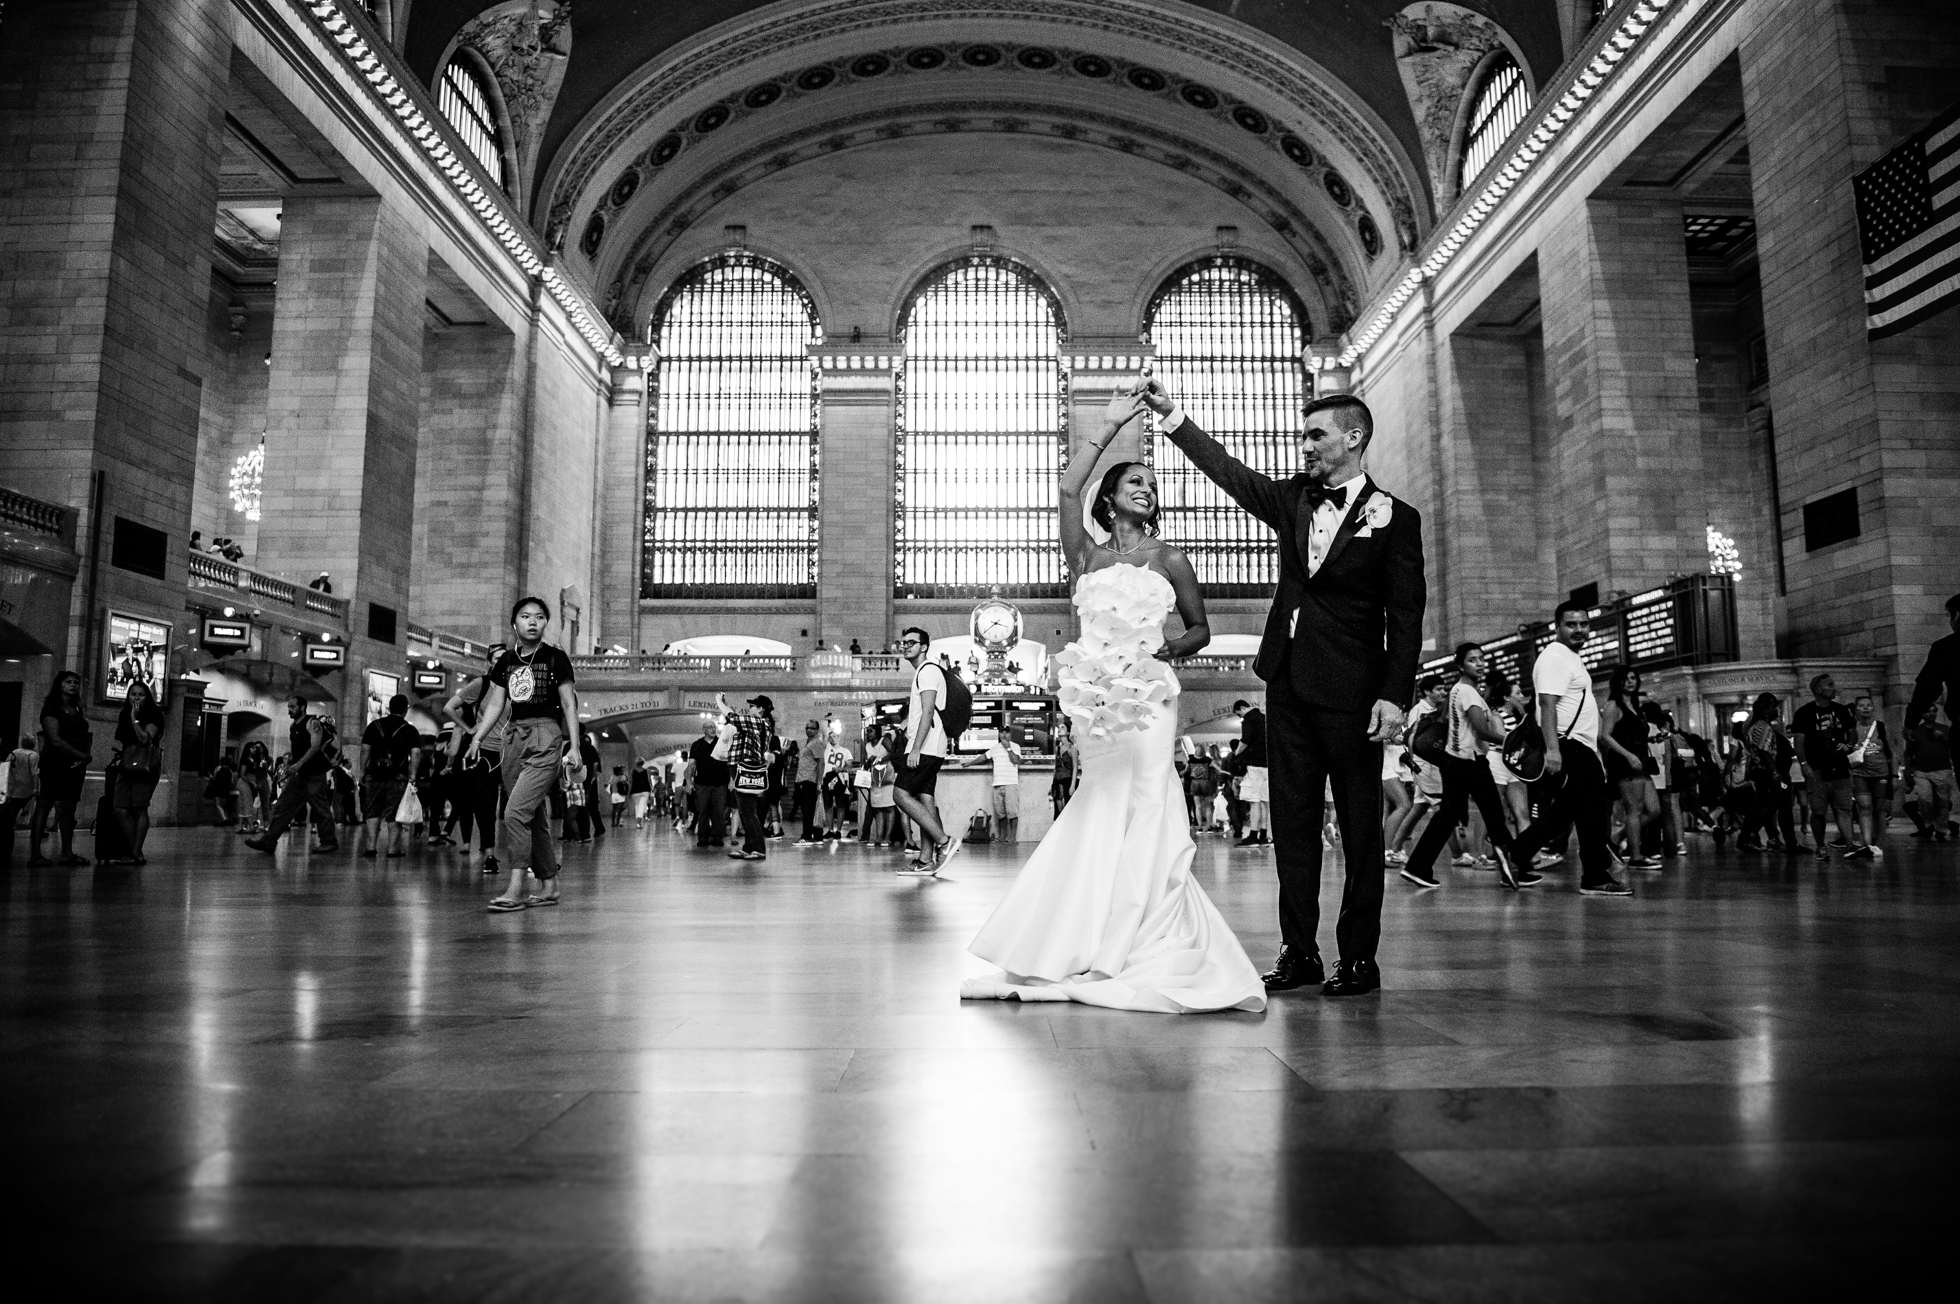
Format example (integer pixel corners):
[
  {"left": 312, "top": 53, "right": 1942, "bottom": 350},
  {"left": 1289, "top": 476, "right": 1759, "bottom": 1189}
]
[{"left": 1306, "top": 472, "right": 1368, "bottom": 575}]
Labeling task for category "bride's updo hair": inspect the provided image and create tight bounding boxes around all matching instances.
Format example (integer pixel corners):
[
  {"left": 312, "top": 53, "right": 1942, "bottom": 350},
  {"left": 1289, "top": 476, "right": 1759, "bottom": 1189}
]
[{"left": 1092, "top": 461, "right": 1161, "bottom": 537}]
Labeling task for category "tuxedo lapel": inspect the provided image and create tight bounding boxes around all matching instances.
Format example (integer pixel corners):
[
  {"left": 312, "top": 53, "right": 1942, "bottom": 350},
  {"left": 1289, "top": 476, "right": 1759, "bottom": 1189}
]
[{"left": 1313, "top": 477, "right": 1374, "bottom": 577}]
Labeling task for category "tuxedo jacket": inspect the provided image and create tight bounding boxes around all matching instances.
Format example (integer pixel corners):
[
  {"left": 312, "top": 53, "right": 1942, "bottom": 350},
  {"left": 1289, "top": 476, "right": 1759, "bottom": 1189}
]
[{"left": 1163, "top": 416, "right": 1426, "bottom": 712}]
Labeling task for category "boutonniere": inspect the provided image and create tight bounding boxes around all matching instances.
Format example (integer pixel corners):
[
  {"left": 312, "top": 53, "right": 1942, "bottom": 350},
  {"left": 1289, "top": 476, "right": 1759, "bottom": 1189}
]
[{"left": 1355, "top": 491, "right": 1393, "bottom": 537}]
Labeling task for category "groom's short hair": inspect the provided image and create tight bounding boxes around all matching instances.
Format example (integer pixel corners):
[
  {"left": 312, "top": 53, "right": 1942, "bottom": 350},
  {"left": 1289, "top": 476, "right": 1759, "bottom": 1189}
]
[{"left": 1302, "top": 394, "right": 1373, "bottom": 448}]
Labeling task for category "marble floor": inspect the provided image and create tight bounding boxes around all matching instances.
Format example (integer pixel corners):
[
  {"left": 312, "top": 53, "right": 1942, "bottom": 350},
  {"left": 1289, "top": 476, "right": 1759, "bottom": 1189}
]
[{"left": 4, "top": 815, "right": 1956, "bottom": 1302}]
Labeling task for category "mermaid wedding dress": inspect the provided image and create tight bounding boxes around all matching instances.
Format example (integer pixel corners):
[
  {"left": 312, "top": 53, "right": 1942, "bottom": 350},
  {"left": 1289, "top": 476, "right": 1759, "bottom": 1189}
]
[{"left": 961, "top": 563, "right": 1266, "bottom": 1014}]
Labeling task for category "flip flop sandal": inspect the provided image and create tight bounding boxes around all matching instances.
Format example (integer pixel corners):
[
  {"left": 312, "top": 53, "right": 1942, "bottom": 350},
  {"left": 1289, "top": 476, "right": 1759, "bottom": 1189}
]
[
  {"left": 486, "top": 897, "right": 527, "bottom": 912},
  {"left": 524, "top": 894, "right": 559, "bottom": 907}
]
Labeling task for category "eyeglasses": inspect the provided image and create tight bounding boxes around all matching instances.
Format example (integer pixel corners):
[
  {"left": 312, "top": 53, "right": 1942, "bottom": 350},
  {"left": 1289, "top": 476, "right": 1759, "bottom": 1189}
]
[{"left": 899, "top": 639, "right": 923, "bottom": 648}]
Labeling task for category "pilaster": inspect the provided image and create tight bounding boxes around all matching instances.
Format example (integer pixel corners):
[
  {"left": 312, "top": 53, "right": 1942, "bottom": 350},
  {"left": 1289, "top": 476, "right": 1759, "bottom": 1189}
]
[
  {"left": 599, "top": 342, "right": 655, "bottom": 650},
  {"left": 812, "top": 344, "right": 899, "bottom": 647},
  {"left": 1538, "top": 194, "right": 1707, "bottom": 600}
]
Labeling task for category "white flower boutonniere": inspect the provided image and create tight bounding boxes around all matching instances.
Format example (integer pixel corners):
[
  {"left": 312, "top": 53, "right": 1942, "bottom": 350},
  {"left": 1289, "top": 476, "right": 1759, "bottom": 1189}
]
[{"left": 1355, "top": 491, "right": 1394, "bottom": 537}]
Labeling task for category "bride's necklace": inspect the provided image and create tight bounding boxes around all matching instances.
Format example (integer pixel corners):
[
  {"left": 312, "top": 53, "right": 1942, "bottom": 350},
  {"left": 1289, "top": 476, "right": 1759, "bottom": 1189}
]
[{"left": 1105, "top": 533, "right": 1150, "bottom": 557}]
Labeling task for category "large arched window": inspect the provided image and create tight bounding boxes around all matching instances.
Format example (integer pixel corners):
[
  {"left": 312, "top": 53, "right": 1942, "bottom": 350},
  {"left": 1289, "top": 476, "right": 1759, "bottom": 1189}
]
[
  {"left": 1144, "top": 258, "right": 1307, "bottom": 597},
  {"left": 896, "top": 257, "right": 1067, "bottom": 598},
  {"left": 1458, "top": 54, "right": 1531, "bottom": 193},
  {"left": 644, "top": 253, "right": 822, "bottom": 598},
  {"left": 437, "top": 56, "right": 506, "bottom": 189}
]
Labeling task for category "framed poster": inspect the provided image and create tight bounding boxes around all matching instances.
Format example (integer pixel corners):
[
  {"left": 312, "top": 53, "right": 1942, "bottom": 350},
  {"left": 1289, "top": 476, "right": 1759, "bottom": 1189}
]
[
  {"left": 104, "top": 612, "right": 170, "bottom": 704},
  {"left": 365, "top": 669, "right": 400, "bottom": 726}
]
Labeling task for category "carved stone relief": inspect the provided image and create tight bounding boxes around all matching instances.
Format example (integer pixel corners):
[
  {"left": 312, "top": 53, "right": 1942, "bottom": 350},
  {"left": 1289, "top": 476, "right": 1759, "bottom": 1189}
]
[
  {"left": 1386, "top": 2, "right": 1513, "bottom": 211},
  {"left": 453, "top": 0, "right": 573, "bottom": 204}
]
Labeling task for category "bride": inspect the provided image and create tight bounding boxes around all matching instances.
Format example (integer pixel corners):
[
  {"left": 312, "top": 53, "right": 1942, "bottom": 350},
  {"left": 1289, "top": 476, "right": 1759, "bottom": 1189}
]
[{"left": 960, "top": 388, "right": 1267, "bottom": 1014}]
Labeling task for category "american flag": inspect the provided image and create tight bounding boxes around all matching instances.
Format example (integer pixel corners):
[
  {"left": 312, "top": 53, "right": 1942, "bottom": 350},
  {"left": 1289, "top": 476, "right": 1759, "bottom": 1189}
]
[{"left": 1855, "top": 99, "right": 1960, "bottom": 339}]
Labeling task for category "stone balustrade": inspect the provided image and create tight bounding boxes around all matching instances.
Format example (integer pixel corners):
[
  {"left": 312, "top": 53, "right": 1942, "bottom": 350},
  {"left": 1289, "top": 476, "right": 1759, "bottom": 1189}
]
[{"left": 186, "top": 547, "right": 350, "bottom": 626}]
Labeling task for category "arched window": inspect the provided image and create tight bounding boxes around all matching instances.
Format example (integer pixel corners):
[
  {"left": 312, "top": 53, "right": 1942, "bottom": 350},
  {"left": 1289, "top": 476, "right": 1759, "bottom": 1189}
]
[
  {"left": 438, "top": 57, "right": 506, "bottom": 188},
  {"left": 644, "top": 253, "right": 821, "bottom": 597},
  {"left": 896, "top": 257, "right": 1066, "bottom": 598},
  {"left": 1144, "top": 258, "right": 1307, "bottom": 596},
  {"left": 1458, "top": 54, "right": 1530, "bottom": 193}
]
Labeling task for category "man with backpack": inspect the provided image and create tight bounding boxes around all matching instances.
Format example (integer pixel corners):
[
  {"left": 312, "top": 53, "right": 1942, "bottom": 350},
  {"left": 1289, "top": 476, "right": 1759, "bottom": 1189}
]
[
  {"left": 892, "top": 628, "right": 972, "bottom": 876},
  {"left": 246, "top": 696, "right": 341, "bottom": 854}
]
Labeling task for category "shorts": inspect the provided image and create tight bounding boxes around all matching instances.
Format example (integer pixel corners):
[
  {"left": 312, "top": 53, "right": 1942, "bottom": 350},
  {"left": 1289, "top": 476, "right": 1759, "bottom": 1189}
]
[
  {"left": 1381, "top": 745, "right": 1405, "bottom": 782},
  {"left": 1805, "top": 771, "right": 1853, "bottom": 813},
  {"left": 111, "top": 767, "right": 158, "bottom": 810},
  {"left": 361, "top": 773, "right": 410, "bottom": 821},
  {"left": 1240, "top": 766, "right": 1270, "bottom": 802},
  {"left": 894, "top": 755, "right": 944, "bottom": 797},
  {"left": 992, "top": 784, "right": 1020, "bottom": 819},
  {"left": 1488, "top": 750, "right": 1519, "bottom": 786},
  {"left": 631, "top": 793, "right": 649, "bottom": 818},
  {"left": 1414, "top": 762, "right": 1445, "bottom": 800}
]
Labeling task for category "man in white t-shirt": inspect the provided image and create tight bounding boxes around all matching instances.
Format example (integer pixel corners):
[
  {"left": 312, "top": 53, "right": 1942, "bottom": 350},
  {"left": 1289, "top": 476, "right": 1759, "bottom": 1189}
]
[
  {"left": 1509, "top": 601, "right": 1631, "bottom": 895},
  {"left": 892, "top": 627, "right": 958, "bottom": 874},
  {"left": 986, "top": 735, "right": 1021, "bottom": 844}
]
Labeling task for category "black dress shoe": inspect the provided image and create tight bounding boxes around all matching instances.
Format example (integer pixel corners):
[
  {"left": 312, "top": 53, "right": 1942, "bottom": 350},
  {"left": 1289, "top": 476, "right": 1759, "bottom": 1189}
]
[
  {"left": 1261, "top": 946, "right": 1325, "bottom": 991},
  {"left": 1322, "top": 958, "right": 1382, "bottom": 997}
]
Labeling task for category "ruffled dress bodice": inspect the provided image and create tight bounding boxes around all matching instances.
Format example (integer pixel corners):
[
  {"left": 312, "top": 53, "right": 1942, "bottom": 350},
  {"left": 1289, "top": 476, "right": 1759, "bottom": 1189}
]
[{"left": 1055, "top": 564, "right": 1179, "bottom": 741}]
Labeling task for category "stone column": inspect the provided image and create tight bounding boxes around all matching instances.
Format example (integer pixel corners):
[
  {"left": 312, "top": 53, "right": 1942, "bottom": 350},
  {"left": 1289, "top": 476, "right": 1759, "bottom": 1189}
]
[
  {"left": 598, "top": 343, "right": 654, "bottom": 651},
  {"left": 0, "top": 0, "right": 231, "bottom": 678},
  {"left": 1537, "top": 195, "right": 1708, "bottom": 600},
  {"left": 1740, "top": 0, "right": 1960, "bottom": 702},
  {"left": 1440, "top": 331, "right": 1558, "bottom": 640},
  {"left": 259, "top": 197, "right": 428, "bottom": 638},
  {"left": 412, "top": 321, "right": 526, "bottom": 643},
  {"left": 812, "top": 345, "right": 899, "bottom": 647}
]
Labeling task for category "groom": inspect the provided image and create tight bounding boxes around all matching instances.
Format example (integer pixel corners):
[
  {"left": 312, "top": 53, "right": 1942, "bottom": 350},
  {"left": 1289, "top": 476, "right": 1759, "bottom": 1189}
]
[{"left": 1139, "top": 378, "right": 1425, "bottom": 996}]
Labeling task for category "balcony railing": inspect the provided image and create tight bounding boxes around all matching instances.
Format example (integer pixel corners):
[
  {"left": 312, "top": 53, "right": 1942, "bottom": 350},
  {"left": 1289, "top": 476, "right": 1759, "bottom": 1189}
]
[
  {"left": 0, "top": 487, "right": 66, "bottom": 538},
  {"left": 188, "top": 548, "right": 350, "bottom": 626}
]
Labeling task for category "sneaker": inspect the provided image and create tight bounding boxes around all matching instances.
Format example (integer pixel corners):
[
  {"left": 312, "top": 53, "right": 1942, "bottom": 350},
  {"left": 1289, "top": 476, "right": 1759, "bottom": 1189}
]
[
  {"left": 1513, "top": 869, "right": 1544, "bottom": 887},
  {"left": 1471, "top": 855, "right": 1498, "bottom": 870},
  {"left": 1870, "top": 845, "right": 1885, "bottom": 859},
  {"left": 1813, "top": 845, "right": 1829, "bottom": 861},
  {"left": 1532, "top": 851, "right": 1564, "bottom": 868},
  {"left": 1579, "top": 878, "right": 1634, "bottom": 897},
  {"left": 1827, "top": 838, "right": 1850, "bottom": 850},
  {"left": 1629, "top": 856, "right": 1665, "bottom": 870},
  {"left": 1842, "top": 844, "right": 1875, "bottom": 861},
  {"left": 1385, "top": 850, "right": 1408, "bottom": 865},
  {"left": 895, "top": 861, "right": 938, "bottom": 876},
  {"left": 482, "top": 855, "right": 499, "bottom": 877},
  {"left": 1451, "top": 853, "right": 1476, "bottom": 868},
  {"left": 932, "top": 838, "right": 963, "bottom": 874},
  {"left": 1399, "top": 867, "right": 1440, "bottom": 889},
  {"left": 794, "top": 838, "right": 818, "bottom": 848}
]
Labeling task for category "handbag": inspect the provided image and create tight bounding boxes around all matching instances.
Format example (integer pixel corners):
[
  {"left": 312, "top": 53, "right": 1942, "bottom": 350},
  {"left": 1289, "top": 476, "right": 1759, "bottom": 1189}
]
[
  {"left": 1847, "top": 720, "right": 1878, "bottom": 766},
  {"left": 394, "top": 786, "right": 424, "bottom": 824},
  {"left": 852, "top": 767, "right": 873, "bottom": 790},
  {"left": 1410, "top": 710, "right": 1450, "bottom": 767},
  {"left": 1502, "top": 708, "right": 1578, "bottom": 784},
  {"left": 122, "top": 740, "right": 161, "bottom": 776},
  {"left": 733, "top": 766, "right": 768, "bottom": 795}
]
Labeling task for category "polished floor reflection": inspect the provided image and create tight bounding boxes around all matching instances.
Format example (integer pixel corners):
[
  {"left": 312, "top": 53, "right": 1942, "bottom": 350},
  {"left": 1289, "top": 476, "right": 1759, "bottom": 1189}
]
[{"left": 5, "top": 820, "right": 1956, "bottom": 1301}]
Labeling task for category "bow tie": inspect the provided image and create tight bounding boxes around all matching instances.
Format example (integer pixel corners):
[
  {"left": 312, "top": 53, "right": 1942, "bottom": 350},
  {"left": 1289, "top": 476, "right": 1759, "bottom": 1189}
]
[{"left": 1305, "top": 483, "right": 1350, "bottom": 511}]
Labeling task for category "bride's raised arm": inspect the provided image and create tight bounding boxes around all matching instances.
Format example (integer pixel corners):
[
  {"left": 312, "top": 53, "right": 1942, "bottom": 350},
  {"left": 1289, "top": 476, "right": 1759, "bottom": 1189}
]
[{"left": 1060, "top": 388, "right": 1147, "bottom": 574}]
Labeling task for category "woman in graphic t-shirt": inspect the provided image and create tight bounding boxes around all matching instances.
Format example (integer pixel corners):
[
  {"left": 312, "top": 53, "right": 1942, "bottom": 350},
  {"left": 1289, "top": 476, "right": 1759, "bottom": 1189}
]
[
  {"left": 466, "top": 597, "right": 580, "bottom": 912},
  {"left": 1398, "top": 644, "right": 1535, "bottom": 892}
]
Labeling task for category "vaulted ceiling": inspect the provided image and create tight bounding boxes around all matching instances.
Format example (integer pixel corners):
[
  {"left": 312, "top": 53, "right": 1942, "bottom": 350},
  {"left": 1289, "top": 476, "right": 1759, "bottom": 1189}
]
[
  {"left": 405, "top": 1, "right": 1565, "bottom": 208},
  {"left": 398, "top": 1, "right": 1569, "bottom": 333}
]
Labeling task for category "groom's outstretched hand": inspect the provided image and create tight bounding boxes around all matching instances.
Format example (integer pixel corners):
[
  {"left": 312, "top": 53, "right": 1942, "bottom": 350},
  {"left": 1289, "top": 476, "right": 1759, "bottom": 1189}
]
[
  {"left": 1367, "top": 699, "right": 1405, "bottom": 743},
  {"left": 1136, "top": 369, "right": 1174, "bottom": 416}
]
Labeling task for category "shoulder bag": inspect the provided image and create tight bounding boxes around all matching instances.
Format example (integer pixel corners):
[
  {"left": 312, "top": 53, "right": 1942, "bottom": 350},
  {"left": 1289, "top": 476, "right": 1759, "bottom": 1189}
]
[{"left": 1502, "top": 703, "right": 1578, "bottom": 785}]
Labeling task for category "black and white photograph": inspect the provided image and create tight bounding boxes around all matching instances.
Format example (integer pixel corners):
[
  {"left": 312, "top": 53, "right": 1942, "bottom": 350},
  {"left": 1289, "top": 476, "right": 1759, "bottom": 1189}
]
[{"left": 1, "top": 0, "right": 1956, "bottom": 1299}]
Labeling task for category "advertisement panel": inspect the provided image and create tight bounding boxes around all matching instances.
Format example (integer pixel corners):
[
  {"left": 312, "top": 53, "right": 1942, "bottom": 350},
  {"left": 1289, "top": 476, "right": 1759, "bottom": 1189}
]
[{"left": 105, "top": 612, "right": 170, "bottom": 703}]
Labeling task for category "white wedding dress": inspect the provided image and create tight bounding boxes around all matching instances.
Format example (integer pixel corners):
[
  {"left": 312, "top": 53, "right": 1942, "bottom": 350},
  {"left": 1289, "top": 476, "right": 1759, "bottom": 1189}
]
[{"left": 961, "top": 564, "right": 1267, "bottom": 1014}]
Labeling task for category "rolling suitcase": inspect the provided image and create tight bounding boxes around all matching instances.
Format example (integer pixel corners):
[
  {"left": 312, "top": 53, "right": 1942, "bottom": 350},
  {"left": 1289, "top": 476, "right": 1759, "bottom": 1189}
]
[{"left": 94, "top": 787, "right": 131, "bottom": 862}]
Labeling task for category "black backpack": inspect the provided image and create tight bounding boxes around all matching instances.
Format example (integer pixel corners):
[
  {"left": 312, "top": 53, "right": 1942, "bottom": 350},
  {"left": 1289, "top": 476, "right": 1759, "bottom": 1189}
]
[{"left": 916, "top": 665, "right": 974, "bottom": 745}]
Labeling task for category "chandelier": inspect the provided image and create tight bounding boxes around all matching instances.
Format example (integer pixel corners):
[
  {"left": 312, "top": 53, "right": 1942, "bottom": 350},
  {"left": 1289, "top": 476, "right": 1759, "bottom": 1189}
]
[
  {"left": 229, "top": 437, "right": 265, "bottom": 522},
  {"left": 1706, "top": 525, "right": 1741, "bottom": 581}
]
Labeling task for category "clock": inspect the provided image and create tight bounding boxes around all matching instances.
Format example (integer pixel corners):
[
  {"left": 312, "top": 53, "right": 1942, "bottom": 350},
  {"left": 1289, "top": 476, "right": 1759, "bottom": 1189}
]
[{"left": 971, "top": 600, "right": 1022, "bottom": 652}]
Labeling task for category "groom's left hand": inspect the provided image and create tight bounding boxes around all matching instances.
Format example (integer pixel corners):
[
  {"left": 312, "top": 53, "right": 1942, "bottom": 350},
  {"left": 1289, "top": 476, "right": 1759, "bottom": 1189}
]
[{"left": 1366, "top": 699, "right": 1405, "bottom": 742}]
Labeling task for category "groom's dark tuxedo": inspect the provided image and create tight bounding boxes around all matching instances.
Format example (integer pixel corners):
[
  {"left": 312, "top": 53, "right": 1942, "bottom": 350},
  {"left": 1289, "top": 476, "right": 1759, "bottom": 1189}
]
[{"left": 1160, "top": 413, "right": 1426, "bottom": 968}]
